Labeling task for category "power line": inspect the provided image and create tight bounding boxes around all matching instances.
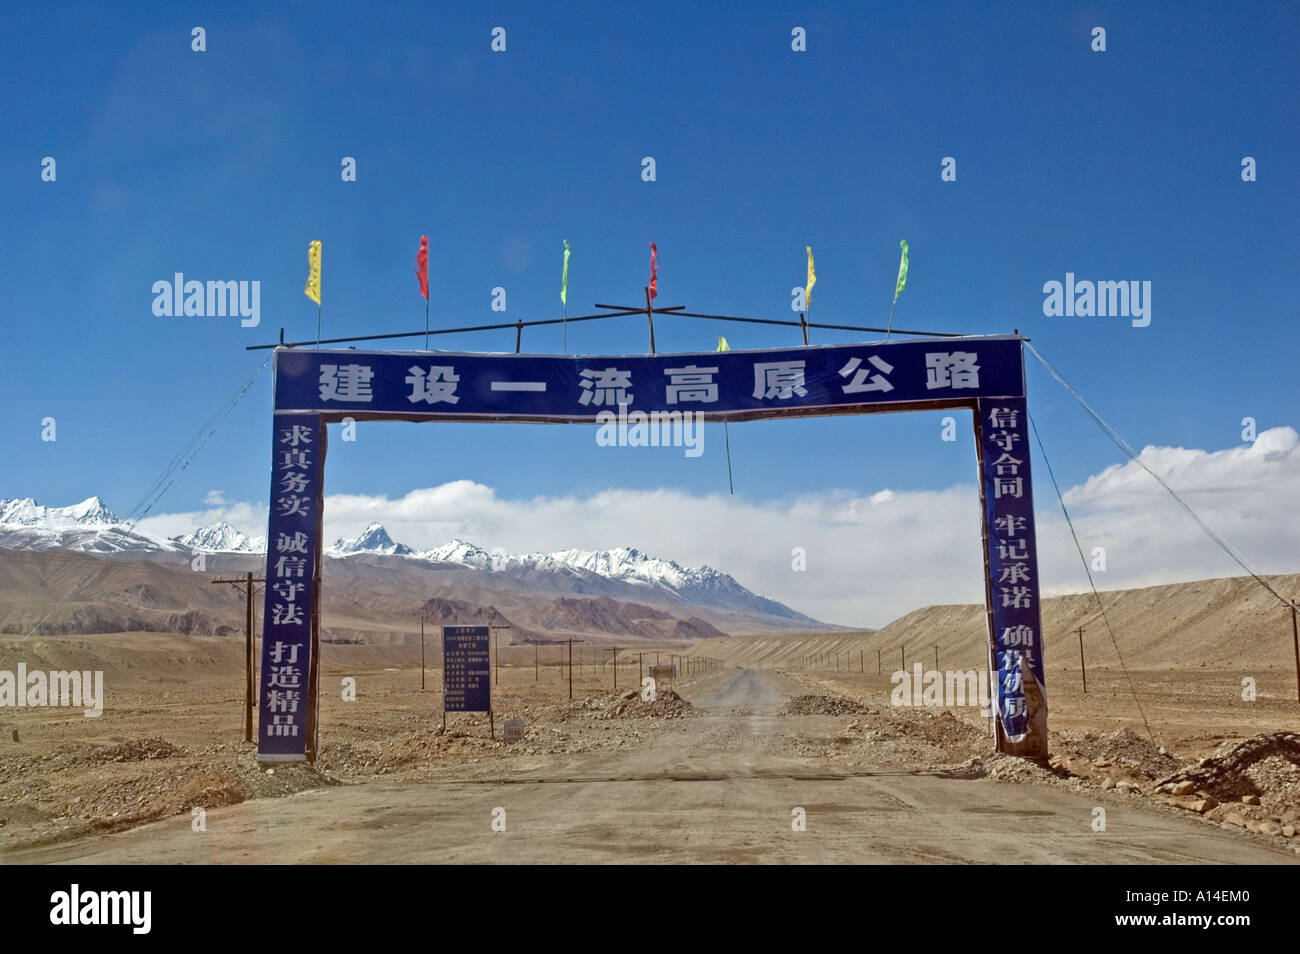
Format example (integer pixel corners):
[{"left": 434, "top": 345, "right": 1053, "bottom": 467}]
[
  {"left": 1024, "top": 341, "right": 1296, "bottom": 613},
  {"left": 124, "top": 357, "right": 271, "bottom": 527},
  {"left": 1028, "top": 411, "right": 1153, "bottom": 740}
]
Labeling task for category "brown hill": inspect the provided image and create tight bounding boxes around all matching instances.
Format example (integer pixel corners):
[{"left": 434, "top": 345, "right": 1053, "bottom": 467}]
[
  {"left": 0, "top": 549, "right": 732, "bottom": 647},
  {"left": 689, "top": 574, "right": 1300, "bottom": 673}
]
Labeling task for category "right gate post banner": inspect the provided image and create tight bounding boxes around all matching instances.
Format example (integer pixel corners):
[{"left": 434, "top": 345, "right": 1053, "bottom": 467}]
[{"left": 977, "top": 395, "right": 1049, "bottom": 758}]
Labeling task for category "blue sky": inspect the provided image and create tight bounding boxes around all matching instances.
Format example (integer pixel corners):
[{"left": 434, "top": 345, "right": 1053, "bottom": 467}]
[{"left": 3, "top": 2, "right": 1297, "bottom": 624}]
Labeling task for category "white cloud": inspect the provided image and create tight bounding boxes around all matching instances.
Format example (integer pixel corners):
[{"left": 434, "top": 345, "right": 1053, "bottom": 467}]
[
  {"left": 203, "top": 489, "right": 228, "bottom": 505},
  {"left": 135, "top": 428, "right": 1300, "bottom": 628}
]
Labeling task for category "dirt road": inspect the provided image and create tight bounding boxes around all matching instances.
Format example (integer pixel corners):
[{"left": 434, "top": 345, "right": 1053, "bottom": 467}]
[{"left": 8, "top": 670, "right": 1295, "bottom": 864}]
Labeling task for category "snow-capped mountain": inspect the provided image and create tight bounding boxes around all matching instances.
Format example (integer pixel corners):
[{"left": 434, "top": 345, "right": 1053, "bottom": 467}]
[
  {"left": 329, "top": 527, "right": 820, "bottom": 625},
  {"left": 171, "top": 521, "right": 266, "bottom": 554},
  {"left": 0, "top": 499, "right": 826, "bottom": 626},
  {"left": 0, "top": 496, "right": 119, "bottom": 527},
  {"left": 0, "top": 496, "right": 167, "bottom": 554},
  {"left": 328, "top": 522, "right": 414, "bottom": 557},
  {"left": 0, "top": 498, "right": 267, "bottom": 555}
]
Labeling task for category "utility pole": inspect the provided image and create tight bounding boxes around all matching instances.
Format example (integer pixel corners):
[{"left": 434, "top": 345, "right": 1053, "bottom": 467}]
[
  {"left": 414, "top": 606, "right": 435, "bottom": 691},
  {"left": 1078, "top": 626, "right": 1087, "bottom": 694},
  {"left": 567, "top": 639, "right": 586, "bottom": 701},
  {"left": 211, "top": 571, "right": 264, "bottom": 743},
  {"left": 1292, "top": 602, "right": 1299, "bottom": 705},
  {"left": 489, "top": 623, "right": 511, "bottom": 686}
]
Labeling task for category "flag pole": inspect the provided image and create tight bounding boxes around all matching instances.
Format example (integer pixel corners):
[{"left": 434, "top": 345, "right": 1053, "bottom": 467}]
[
  {"left": 316, "top": 302, "right": 322, "bottom": 348},
  {"left": 424, "top": 298, "right": 430, "bottom": 350},
  {"left": 723, "top": 422, "right": 734, "bottom": 494},
  {"left": 885, "top": 297, "right": 897, "bottom": 342},
  {"left": 562, "top": 302, "right": 568, "bottom": 354}
]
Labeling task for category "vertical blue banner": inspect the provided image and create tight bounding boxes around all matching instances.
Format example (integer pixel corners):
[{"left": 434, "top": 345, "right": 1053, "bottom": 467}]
[
  {"left": 977, "top": 396, "right": 1047, "bottom": 755},
  {"left": 257, "top": 414, "right": 323, "bottom": 761}
]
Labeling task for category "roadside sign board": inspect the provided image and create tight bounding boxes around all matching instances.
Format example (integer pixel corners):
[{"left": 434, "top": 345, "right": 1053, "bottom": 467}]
[
  {"left": 442, "top": 625, "right": 491, "bottom": 712},
  {"left": 503, "top": 718, "right": 525, "bottom": 742}
]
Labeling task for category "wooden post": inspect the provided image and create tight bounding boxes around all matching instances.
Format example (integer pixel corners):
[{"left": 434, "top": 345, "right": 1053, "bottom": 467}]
[
  {"left": 213, "top": 573, "right": 264, "bottom": 744},
  {"left": 568, "top": 639, "right": 573, "bottom": 701},
  {"left": 244, "top": 571, "right": 254, "bottom": 743},
  {"left": 877, "top": 648, "right": 881, "bottom": 675},
  {"left": 1292, "top": 603, "right": 1299, "bottom": 705},
  {"left": 1078, "top": 627, "right": 1087, "bottom": 694},
  {"left": 534, "top": 644, "right": 538, "bottom": 682},
  {"left": 420, "top": 612, "right": 426, "bottom": 691},
  {"left": 901, "top": 646, "right": 905, "bottom": 671},
  {"left": 934, "top": 644, "right": 939, "bottom": 671}
]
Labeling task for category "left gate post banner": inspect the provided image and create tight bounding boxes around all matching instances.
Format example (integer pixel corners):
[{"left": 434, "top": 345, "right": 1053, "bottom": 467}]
[
  {"left": 257, "top": 413, "right": 325, "bottom": 761},
  {"left": 977, "top": 396, "right": 1048, "bottom": 758}
]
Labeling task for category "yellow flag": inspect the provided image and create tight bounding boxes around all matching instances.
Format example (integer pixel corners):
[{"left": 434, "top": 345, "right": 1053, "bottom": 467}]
[
  {"left": 304, "top": 240, "right": 322, "bottom": 305},
  {"left": 805, "top": 246, "right": 816, "bottom": 310},
  {"left": 716, "top": 335, "right": 730, "bottom": 352}
]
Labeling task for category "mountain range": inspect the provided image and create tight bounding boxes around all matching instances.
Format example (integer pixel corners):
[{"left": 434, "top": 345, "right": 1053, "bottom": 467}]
[{"left": 0, "top": 497, "right": 833, "bottom": 637}]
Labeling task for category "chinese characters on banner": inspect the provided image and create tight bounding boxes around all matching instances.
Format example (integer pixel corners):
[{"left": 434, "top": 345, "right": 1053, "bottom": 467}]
[
  {"left": 978, "top": 396, "right": 1047, "bottom": 753},
  {"left": 442, "top": 626, "right": 491, "bottom": 712},
  {"left": 257, "top": 415, "right": 323, "bottom": 760},
  {"left": 276, "top": 338, "right": 1026, "bottom": 419}
]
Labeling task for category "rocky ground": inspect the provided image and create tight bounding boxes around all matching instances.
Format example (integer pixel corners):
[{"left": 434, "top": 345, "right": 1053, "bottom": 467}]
[{"left": 2, "top": 651, "right": 1298, "bottom": 859}]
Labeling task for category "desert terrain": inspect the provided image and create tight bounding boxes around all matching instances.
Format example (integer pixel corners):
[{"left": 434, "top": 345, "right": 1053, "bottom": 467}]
[{"left": 2, "top": 574, "right": 1298, "bottom": 864}]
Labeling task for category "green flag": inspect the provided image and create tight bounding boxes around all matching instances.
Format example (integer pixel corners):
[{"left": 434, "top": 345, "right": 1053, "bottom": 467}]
[
  {"left": 716, "top": 335, "right": 730, "bottom": 352},
  {"left": 560, "top": 240, "right": 571, "bottom": 308},
  {"left": 893, "top": 239, "right": 909, "bottom": 303}
]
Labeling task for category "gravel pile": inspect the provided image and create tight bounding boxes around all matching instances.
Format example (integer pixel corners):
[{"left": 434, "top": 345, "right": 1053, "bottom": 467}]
[
  {"left": 779, "top": 694, "right": 867, "bottom": 716},
  {"left": 1155, "top": 732, "right": 1300, "bottom": 823},
  {"left": 559, "top": 689, "right": 694, "bottom": 720},
  {"left": 940, "top": 753, "right": 1059, "bottom": 784},
  {"left": 1056, "top": 728, "right": 1183, "bottom": 780}
]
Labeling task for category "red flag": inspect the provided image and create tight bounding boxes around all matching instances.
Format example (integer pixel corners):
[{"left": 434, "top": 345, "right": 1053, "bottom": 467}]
[
  {"left": 648, "top": 242, "right": 658, "bottom": 301},
  {"left": 415, "top": 235, "right": 429, "bottom": 300}
]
